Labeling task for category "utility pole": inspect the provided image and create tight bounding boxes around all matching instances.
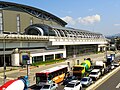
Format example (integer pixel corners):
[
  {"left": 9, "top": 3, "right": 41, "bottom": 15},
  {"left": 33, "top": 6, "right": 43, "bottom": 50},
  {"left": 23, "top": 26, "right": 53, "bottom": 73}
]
[{"left": 3, "top": 34, "right": 9, "bottom": 84}]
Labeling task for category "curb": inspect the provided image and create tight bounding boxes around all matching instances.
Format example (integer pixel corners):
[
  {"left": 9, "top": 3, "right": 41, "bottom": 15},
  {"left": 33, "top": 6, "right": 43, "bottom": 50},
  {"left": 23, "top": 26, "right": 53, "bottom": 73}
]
[{"left": 86, "top": 66, "right": 120, "bottom": 90}]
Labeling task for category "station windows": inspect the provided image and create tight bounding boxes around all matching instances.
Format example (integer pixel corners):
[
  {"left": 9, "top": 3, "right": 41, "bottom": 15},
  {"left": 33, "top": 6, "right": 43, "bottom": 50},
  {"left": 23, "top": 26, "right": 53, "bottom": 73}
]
[
  {"left": 32, "top": 56, "right": 43, "bottom": 63},
  {"left": 45, "top": 55, "right": 54, "bottom": 61},
  {"left": 55, "top": 53, "right": 63, "bottom": 59},
  {"left": 0, "top": 11, "right": 3, "bottom": 34},
  {"left": 16, "top": 14, "right": 20, "bottom": 34}
]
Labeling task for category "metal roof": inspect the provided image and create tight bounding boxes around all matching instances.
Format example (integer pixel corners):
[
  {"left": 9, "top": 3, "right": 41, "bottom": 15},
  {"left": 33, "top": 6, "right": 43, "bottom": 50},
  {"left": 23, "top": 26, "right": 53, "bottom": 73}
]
[
  {"left": 0, "top": 1, "right": 67, "bottom": 26},
  {"left": 27, "top": 24, "right": 102, "bottom": 35}
]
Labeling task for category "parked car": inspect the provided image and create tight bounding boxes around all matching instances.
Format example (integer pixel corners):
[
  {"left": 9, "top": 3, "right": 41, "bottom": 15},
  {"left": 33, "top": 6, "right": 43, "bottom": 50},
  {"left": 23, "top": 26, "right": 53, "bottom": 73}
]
[
  {"left": 81, "top": 77, "right": 93, "bottom": 87},
  {"left": 40, "top": 83, "right": 58, "bottom": 90},
  {"left": 63, "top": 76, "right": 77, "bottom": 85},
  {"left": 111, "top": 64, "right": 115, "bottom": 70},
  {"left": 64, "top": 80, "right": 82, "bottom": 90},
  {"left": 111, "top": 62, "right": 119, "bottom": 67},
  {"left": 89, "top": 69, "right": 101, "bottom": 81}
]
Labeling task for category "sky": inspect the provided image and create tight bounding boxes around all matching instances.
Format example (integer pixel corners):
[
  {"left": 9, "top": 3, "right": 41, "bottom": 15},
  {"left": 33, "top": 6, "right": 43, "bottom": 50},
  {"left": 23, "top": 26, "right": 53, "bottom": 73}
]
[{"left": 1, "top": 0, "right": 120, "bottom": 36}]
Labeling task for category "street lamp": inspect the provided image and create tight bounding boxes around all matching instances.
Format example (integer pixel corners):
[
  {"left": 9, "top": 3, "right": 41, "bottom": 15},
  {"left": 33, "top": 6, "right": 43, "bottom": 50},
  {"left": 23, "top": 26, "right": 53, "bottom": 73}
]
[
  {"left": 3, "top": 34, "right": 9, "bottom": 84},
  {"left": 105, "top": 46, "right": 107, "bottom": 61}
]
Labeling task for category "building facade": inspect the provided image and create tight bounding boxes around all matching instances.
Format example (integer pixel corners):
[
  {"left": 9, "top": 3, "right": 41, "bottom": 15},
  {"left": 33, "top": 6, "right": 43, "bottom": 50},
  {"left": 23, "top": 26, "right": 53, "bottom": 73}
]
[{"left": 0, "top": 1, "right": 107, "bottom": 66}]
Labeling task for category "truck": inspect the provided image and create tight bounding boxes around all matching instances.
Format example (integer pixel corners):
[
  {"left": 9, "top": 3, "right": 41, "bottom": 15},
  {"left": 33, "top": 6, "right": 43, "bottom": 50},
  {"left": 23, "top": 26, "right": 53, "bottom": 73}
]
[
  {"left": 93, "top": 54, "right": 114, "bottom": 75},
  {"left": 104, "top": 54, "right": 116, "bottom": 71},
  {"left": 93, "top": 61, "right": 106, "bottom": 75},
  {"left": 0, "top": 76, "right": 29, "bottom": 90},
  {"left": 73, "top": 59, "right": 92, "bottom": 79}
]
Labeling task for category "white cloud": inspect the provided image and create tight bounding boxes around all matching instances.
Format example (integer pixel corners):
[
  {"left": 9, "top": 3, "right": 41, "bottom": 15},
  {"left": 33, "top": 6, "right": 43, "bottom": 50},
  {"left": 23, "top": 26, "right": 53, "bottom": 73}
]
[
  {"left": 61, "top": 14, "right": 101, "bottom": 26},
  {"left": 78, "top": 14, "right": 101, "bottom": 25},
  {"left": 114, "top": 24, "right": 120, "bottom": 26},
  {"left": 61, "top": 16, "right": 76, "bottom": 25}
]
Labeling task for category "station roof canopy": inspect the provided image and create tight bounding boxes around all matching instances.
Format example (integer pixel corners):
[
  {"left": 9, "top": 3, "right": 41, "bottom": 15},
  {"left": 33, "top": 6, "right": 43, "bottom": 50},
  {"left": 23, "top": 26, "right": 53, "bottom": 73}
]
[{"left": 0, "top": 1, "right": 67, "bottom": 26}]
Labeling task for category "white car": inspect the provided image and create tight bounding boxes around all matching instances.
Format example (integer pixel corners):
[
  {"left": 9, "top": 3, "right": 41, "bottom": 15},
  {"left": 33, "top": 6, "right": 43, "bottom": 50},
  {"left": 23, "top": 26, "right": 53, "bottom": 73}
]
[
  {"left": 40, "top": 83, "right": 58, "bottom": 90},
  {"left": 111, "top": 62, "right": 119, "bottom": 67},
  {"left": 81, "top": 77, "right": 93, "bottom": 87},
  {"left": 89, "top": 69, "right": 101, "bottom": 80},
  {"left": 111, "top": 64, "right": 115, "bottom": 70},
  {"left": 64, "top": 80, "right": 82, "bottom": 90}
]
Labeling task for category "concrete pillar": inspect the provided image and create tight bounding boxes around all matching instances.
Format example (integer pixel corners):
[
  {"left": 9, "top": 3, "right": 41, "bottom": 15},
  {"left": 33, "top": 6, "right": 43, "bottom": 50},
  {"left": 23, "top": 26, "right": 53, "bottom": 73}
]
[
  {"left": 98, "top": 47, "right": 100, "bottom": 52},
  {"left": 63, "top": 45, "right": 67, "bottom": 58},
  {"left": 11, "top": 53, "right": 20, "bottom": 66},
  {"left": 103, "top": 46, "right": 106, "bottom": 51},
  {"left": 54, "top": 54, "right": 55, "bottom": 60},
  {"left": 43, "top": 55, "right": 45, "bottom": 61}
]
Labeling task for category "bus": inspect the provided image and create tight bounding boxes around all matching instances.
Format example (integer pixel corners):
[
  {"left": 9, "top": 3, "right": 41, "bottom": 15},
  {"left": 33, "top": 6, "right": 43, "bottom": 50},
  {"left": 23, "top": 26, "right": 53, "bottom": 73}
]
[{"left": 36, "top": 65, "right": 68, "bottom": 86}]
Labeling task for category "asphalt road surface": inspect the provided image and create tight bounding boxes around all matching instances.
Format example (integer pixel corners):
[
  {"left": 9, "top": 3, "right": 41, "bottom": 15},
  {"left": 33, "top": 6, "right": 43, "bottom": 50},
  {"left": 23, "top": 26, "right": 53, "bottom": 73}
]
[{"left": 95, "top": 68, "right": 120, "bottom": 90}]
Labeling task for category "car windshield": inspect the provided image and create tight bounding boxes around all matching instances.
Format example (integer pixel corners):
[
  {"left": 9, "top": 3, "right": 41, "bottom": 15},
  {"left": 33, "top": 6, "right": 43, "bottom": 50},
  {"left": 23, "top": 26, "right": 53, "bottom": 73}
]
[
  {"left": 81, "top": 78, "right": 88, "bottom": 81},
  {"left": 90, "top": 72, "right": 98, "bottom": 75},
  {"left": 113, "top": 62, "right": 118, "bottom": 64},
  {"left": 66, "top": 83, "right": 75, "bottom": 87},
  {"left": 42, "top": 85, "right": 50, "bottom": 89}
]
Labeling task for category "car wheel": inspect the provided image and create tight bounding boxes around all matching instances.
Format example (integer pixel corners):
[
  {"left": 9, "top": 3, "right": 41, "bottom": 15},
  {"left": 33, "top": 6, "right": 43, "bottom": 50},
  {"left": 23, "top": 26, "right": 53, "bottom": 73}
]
[
  {"left": 79, "top": 87, "right": 81, "bottom": 90},
  {"left": 88, "top": 83, "right": 90, "bottom": 86},
  {"left": 95, "top": 77, "right": 97, "bottom": 81}
]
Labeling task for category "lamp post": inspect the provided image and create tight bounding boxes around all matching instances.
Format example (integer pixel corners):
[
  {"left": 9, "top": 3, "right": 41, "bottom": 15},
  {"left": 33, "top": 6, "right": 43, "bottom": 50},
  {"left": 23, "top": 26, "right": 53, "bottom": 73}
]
[
  {"left": 3, "top": 34, "right": 9, "bottom": 84},
  {"left": 114, "top": 37, "right": 117, "bottom": 52},
  {"left": 105, "top": 46, "right": 107, "bottom": 61}
]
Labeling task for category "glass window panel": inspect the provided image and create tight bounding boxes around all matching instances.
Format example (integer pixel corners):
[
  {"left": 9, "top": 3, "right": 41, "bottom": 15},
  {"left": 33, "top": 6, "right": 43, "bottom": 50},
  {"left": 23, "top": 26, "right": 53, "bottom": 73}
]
[
  {"left": 0, "top": 18, "right": 2, "bottom": 23},
  {"left": 0, "top": 13, "right": 2, "bottom": 17},
  {"left": 0, "top": 25, "right": 3, "bottom": 31}
]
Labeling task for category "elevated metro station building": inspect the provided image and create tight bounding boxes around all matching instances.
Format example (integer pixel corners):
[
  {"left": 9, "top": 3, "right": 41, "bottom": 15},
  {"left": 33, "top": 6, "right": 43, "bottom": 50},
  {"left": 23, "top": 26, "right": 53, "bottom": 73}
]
[{"left": 0, "top": 1, "right": 108, "bottom": 66}]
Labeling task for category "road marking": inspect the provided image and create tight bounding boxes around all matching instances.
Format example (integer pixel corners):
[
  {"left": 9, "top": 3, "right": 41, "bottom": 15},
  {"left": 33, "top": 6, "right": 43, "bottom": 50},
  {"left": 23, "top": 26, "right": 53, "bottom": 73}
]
[{"left": 116, "top": 83, "right": 120, "bottom": 88}]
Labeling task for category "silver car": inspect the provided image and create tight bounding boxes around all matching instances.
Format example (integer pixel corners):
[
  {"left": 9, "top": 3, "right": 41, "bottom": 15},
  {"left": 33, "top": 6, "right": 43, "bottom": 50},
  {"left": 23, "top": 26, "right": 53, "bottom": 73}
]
[
  {"left": 81, "top": 77, "right": 93, "bottom": 87},
  {"left": 40, "top": 83, "right": 58, "bottom": 90}
]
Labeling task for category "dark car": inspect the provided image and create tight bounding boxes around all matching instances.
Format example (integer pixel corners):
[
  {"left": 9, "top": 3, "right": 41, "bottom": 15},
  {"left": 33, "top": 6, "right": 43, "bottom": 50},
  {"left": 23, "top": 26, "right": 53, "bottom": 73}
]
[{"left": 63, "top": 76, "right": 77, "bottom": 85}]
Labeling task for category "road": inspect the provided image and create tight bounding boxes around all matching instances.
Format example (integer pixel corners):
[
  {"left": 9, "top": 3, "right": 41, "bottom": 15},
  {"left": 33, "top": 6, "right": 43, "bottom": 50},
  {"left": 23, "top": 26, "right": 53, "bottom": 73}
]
[{"left": 95, "top": 67, "right": 120, "bottom": 90}]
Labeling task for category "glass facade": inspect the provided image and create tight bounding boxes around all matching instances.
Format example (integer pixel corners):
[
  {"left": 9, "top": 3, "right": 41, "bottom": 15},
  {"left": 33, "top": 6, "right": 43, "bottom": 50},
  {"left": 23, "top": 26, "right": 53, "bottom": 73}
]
[
  {"left": 32, "top": 56, "right": 43, "bottom": 63},
  {"left": 66, "top": 45, "right": 98, "bottom": 57},
  {"left": 55, "top": 53, "right": 63, "bottom": 59},
  {"left": 45, "top": 55, "right": 54, "bottom": 61}
]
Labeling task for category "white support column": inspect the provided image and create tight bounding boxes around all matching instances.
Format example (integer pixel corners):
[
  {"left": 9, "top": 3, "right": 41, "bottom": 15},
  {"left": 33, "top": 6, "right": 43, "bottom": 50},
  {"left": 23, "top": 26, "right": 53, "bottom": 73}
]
[
  {"left": 43, "top": 55, "right": 45, "bottom": 61},
  {"left": 63, "top": 45, "right": 67, "bottom": 58},
  {"left": 11, "top": 53, "right": 20, "bottom": 66},
  {"left": 54, "top": 54, "right": 55, "bottom": 60}
]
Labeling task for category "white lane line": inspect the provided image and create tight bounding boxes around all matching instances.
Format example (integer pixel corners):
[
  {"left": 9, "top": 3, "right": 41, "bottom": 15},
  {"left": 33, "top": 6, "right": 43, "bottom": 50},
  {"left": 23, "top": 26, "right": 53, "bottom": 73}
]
[{"left": 116, "top": 83, "right": 120, "bottom": 88}]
